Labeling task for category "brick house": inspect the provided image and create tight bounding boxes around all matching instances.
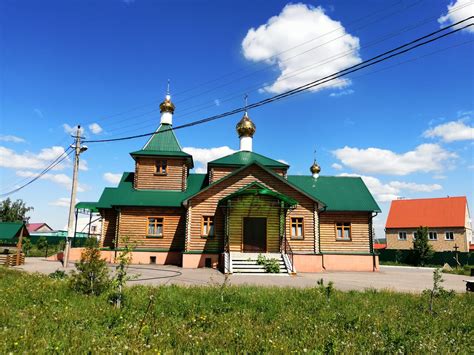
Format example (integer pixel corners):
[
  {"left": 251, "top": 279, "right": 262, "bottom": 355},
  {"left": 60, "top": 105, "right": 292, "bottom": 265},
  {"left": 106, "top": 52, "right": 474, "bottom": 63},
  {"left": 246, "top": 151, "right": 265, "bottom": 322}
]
[
  {"left": 385, "top": 197, "right": 472, "bottom": 252},
  {"left": 81, "top": 94, "right": 382, "bottom": 273}
]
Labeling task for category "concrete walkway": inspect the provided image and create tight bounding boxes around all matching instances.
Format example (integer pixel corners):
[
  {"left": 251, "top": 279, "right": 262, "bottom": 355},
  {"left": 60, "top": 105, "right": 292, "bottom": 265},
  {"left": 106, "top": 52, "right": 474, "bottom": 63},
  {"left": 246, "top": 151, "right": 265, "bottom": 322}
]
[{"left": 15, "top": 258, "right": 469, "bottom": 293}]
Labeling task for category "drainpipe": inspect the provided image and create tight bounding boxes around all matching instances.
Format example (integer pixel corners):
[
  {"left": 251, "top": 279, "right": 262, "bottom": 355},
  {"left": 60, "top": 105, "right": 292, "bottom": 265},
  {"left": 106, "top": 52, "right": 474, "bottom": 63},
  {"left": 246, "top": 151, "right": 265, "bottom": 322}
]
[
  {"left": 370, "top": 212, "right": 379, "bottom": 271},
  {"left": 114, "top": 208, "right": 121, "bottom": 260},
  {"left": 319, "top": 206, "right": 327, "bottom": 270}
]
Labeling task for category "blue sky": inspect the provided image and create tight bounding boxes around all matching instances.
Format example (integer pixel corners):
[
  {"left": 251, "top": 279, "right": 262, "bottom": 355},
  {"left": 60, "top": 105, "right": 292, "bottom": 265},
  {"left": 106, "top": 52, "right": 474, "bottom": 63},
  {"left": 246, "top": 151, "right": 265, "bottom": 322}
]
[{"left": 0, "top": 0, "right": 473, "bottom": 238}]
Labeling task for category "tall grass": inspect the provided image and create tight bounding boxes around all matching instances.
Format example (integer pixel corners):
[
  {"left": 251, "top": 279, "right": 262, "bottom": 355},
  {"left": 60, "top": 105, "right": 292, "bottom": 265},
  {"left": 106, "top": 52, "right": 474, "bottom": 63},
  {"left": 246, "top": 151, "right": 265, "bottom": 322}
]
[{"left": 0, "top": 267, "right": 472, "bottom": 353}]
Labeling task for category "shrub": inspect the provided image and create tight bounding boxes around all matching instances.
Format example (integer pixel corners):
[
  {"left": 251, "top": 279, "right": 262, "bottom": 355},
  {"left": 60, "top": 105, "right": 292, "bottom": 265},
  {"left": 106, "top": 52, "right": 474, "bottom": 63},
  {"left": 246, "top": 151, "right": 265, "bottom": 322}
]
[
  {"left": 257, "top": 254, "right": 280, "bottom": 273},
  {"left": 49, "top": 269, "right": 67, "bottom": 280},
  {"left": 69, "top": 244, "right": 110, "bottom": 295},
  {"left": 21, "top": 237, "right": 32, "bottom": 256}
]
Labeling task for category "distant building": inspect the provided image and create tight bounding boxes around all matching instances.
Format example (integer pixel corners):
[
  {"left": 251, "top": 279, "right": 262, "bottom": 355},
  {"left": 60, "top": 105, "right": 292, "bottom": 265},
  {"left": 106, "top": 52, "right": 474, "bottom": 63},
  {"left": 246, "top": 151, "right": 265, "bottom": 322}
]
[
  {"left": 27, "top": 223, "right": 53, "bottom": 233},
  {"left": 385, "top": 196, "right": 472, "bottom": 252}
]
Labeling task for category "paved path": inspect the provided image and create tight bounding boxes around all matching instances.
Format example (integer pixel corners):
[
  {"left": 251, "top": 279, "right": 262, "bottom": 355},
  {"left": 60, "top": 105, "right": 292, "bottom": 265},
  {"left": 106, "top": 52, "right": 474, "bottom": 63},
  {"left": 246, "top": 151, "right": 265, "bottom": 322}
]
[{"left": 15, "top": 258, "right": 468, "bottom": 293}]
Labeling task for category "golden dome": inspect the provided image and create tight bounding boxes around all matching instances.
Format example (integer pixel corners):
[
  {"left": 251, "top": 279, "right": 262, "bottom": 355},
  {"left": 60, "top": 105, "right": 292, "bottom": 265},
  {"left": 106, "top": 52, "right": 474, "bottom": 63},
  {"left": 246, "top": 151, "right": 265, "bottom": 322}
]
[
  {"left": 159, "top": 95, "right": 175, "bottom": 114},
  {"left": 236, "top": 112, "right": 256, "bottom": 138},
  {"left": 310, "top": 160, "right": 321, "bottom": 175}
]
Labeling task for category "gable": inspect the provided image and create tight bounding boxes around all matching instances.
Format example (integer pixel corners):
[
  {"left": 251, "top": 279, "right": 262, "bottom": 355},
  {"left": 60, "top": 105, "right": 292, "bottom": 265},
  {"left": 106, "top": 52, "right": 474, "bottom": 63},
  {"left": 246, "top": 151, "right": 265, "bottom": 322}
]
[{"left": 186, "top": 162, "right": 320, "bottom": 208}]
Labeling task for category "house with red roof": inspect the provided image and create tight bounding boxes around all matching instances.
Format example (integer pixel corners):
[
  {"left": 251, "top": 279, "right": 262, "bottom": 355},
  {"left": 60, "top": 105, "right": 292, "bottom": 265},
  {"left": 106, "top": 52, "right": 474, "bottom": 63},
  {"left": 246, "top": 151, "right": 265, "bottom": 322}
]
[
  {"left": 385, "top": 196, "right": 472, "bottom": 252},
  {"left": 27, "top": 223, "right": 53, "bottom": 233}
]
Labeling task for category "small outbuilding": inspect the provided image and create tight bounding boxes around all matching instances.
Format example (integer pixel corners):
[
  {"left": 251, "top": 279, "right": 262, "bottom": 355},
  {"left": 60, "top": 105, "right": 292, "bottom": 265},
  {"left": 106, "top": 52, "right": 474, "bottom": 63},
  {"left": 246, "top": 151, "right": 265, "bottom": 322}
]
[{"left": 0, "top": 221, "right": 29, "bottom": 266}]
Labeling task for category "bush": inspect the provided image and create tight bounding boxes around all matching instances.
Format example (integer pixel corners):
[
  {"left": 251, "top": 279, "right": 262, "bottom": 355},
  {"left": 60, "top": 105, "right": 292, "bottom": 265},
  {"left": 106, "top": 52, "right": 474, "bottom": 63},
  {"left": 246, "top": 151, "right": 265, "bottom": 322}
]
[
  {"left": 257, "top": 254, "right": 280, "bottom": 273},
  {"left": 69, "top": 244, "right": 110, "bottom": 295},
  {"left": 49, "top": 269, "right": 67, "bottom": 280}
]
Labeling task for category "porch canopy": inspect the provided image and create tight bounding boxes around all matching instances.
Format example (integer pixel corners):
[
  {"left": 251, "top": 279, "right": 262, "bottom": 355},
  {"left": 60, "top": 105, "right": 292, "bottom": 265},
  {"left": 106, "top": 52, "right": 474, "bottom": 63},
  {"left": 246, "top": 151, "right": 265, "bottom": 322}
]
[
  {"left": 218, "top": 182, "right": 298, "bottom": 208},
  {"left": 75, "top": 201, "right": 100, "bottom": 213}
]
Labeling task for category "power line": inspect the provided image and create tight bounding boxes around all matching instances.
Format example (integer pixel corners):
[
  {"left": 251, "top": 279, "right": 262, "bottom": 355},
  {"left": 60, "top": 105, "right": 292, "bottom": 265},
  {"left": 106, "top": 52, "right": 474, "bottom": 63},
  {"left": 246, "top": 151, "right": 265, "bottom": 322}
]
[
  {"left": 83, "top": 17, "right": 473, "bottom": 145},
  {"left": 0, "top": 148, "right": 74, "bottom": 197},
  {"left": 79, "top": 0, "right": 426, "bottom": 128},
  {"left": 91, "top": 1, "right": 472, "bottom": 135}
]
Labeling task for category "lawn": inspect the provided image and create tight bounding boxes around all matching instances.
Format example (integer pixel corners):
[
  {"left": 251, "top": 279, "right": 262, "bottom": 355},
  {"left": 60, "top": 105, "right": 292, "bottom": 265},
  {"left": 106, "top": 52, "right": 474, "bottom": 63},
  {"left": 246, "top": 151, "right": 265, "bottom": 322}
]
[{"left": 0, "top": 267, "right": 472, "bottom": 353}]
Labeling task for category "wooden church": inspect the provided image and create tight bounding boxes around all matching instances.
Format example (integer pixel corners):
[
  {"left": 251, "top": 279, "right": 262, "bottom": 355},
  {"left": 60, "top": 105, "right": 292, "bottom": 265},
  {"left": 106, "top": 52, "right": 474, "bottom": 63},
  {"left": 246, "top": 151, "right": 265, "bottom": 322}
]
[{"left": 86, "top": 93, "right": 381, "bottom": 274}]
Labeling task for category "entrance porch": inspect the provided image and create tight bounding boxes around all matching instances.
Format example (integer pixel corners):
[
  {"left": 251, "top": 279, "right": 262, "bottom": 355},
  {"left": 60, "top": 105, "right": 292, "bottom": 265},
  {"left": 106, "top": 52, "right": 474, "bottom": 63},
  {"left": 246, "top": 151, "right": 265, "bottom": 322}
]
[{"left": 218, "top": 182, "right": 297, "bottom": 274}]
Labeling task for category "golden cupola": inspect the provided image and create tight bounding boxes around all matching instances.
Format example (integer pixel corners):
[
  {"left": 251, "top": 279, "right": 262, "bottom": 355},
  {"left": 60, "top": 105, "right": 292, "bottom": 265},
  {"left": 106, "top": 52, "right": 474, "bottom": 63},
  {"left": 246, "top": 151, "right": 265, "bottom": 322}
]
[
  {"left": 310, "top": 160, "right": 321, "bottom": 178},
  {"left": 160, "top": 94, "right": 175, "bottom": 125},
  {"left": 236, "top": 112, "right": 256, "bottom": 151},
  {"left": 160, "top": 94, "right": 175, "bottom": 114}
]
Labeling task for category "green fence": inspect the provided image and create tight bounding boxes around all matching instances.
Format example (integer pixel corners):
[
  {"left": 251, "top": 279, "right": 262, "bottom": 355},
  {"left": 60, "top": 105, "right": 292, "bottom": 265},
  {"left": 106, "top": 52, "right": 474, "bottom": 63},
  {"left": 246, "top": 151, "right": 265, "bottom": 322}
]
[
  {"left": 377, "top": 249, "right": 473, "bottom": 266},
  {"left": 27, "top": 236, "right": 90, "bottom": 247}
]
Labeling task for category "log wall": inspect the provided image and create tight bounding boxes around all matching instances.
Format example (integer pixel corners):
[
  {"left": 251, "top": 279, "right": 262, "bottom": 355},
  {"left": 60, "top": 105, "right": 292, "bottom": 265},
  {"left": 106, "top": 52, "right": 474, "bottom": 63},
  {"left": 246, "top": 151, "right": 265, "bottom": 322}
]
[{"left": 134, "top": 157, "right": 187, "bottom": 191}]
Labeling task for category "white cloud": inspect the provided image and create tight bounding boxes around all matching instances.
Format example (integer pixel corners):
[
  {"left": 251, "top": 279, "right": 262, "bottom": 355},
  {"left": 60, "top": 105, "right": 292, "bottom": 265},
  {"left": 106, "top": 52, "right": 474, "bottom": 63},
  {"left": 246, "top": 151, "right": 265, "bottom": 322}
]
[
  {"left": 214, "top": 99, "right": 221, "bottom": 106},
  {"left": 183, "top": 146, "right": 235, "bottom": 172},
  {"left": 277, "top": 159, "right": 289, "bottom": 165},
  {"left": 438, "top": 0, "right": 474, "bottom": 33},
  {"left": 333, "top": 144, "right": 456, "bottom": 176},
  {"left": 331, "top": 163, "right": 343, "bottom": 170},
  {"left": 88, "top": 123, "right": 103, "bottom": 134},
  {"left": 241, "top": 3, "right": 361, "bottom": 94},
  {"left": 63, "top": 124, "right": 84, "bottom": 135},
  {"left": 423, "top": 120, "right": 474, "bottom": 142},
  {"left": 103, "top": 172, "right": 122, "bottom": 184},
  {"left": 16, "top": 170, "right": 86, "bottom": 192},
  {"left": 329, "top": 89, "right": 354, "bottom": 98},
  {"left": 340, "top": 173, "right": 442, "bottom": 202},
  {"left": 0, "top": 146, "right": 69, "bottom": 170},
  {"left": 49, "top": 197, "right": 71, "bottom": 207},
  {"left": 0, "top": 135, "right": 25, "bottom": 143}
]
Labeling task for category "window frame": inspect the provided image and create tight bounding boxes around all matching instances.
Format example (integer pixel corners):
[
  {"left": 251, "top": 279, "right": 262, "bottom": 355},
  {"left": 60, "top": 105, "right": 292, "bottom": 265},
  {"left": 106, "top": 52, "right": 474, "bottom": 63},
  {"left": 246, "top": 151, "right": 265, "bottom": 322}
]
[
  {"left": 428, "top": 231, "right": 438, "bottom": 241},
  {"left": 146, "top": 216, "right": 164, "bottom": 238},
  {"left": 290, "top": 217, "right": 305, "bottom": 239},
  {"left": 335, "top": 222, "right": 352, "bottom": 241},
  {"left": 201, "top": 215, "right": 215, "bottom": 238},
  {"left": 398, "top": 231, "right": 407, "bottom": 241},
  {"left": 445, "top": 231, "right": 454, "bottom": 241},
  {"left": 155, "top": 159, "right": 168, "bottom": 175}
]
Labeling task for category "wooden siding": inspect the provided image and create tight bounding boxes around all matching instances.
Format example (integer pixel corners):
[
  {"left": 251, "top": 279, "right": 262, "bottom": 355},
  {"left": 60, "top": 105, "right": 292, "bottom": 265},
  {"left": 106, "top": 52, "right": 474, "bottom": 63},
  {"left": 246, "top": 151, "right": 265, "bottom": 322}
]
[
  {"left": 319, "top": 212, "right": 371, "bottom": 253},
  {"left": 134, "top": 157, "right": 187, "bottom": 191},
  {"left": 118, "top": 207, "right": 186, "bottom": 251},
  {"left": 228, "top": 195, "right": 280, "bottom": 253},
  {"left": 100, "top": 209, "right": 116, "bottom": 248},
  {"left": 188, "top": 164, "right": 316, "bottom": 253}
]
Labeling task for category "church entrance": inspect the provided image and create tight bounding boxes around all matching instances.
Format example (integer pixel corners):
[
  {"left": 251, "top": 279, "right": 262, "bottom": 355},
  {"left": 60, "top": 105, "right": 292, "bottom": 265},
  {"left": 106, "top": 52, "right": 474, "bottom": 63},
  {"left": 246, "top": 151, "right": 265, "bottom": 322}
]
[{"left": 243, "top": 217, "right": 267, "bottom": 252}]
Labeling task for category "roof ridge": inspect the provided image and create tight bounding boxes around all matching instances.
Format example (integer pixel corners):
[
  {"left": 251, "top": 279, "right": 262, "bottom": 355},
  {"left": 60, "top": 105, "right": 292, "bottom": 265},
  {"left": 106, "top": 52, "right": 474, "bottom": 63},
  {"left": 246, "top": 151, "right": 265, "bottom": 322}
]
[{"left": 392, "top": 196, "right": 467, "bottom": 202}]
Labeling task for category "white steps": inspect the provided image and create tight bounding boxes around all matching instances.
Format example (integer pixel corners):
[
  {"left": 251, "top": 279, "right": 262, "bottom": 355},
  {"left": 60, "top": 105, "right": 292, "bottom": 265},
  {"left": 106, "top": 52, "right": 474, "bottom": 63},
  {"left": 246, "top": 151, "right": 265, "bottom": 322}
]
[{"left": 230, "top": 253, "right": 289, "bottom": 275}]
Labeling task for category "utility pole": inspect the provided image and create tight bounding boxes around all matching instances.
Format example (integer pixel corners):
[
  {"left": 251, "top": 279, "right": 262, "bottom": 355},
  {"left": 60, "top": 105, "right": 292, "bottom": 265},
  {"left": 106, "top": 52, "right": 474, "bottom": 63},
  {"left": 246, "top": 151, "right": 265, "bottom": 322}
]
[{"left": 64, "top": 125, "right": 87, "bottom": 268}]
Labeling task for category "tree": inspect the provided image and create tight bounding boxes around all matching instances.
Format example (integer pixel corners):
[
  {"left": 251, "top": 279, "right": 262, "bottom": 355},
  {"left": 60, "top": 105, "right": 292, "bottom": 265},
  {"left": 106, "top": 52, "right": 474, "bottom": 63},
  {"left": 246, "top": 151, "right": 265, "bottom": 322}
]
[
  {"left": 413, "top": 226, "right": 434, "bottom": 266},
  {"left": 69, "top": 243, "right": 110, "bottom": 295},
  {"left": 37, "top": 236, "right": 49, "bottom": 258},
  {"left": 0, "top": 198, "right": 33, "bottom": 222},
  {"left": 22, "top": 237, "right": 32, "bottom": 256}
]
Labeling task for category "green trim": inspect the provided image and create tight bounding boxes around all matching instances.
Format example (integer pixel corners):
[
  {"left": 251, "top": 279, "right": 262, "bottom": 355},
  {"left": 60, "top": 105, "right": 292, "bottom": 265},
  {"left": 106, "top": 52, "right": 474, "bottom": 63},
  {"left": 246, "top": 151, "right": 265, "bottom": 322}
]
[{"left": 219, "top": 181, "right": 298, "bottom": 207}]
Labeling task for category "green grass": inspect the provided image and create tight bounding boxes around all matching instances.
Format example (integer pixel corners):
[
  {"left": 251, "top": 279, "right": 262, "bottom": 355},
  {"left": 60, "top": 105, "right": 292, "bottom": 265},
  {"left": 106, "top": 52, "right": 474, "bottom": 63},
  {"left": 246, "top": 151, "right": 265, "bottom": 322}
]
[
  {"left": 0, "top": 268, "right": 473, "bottom": 353},
  {"left": 443, "top": 266, "right": 473, "bottom": 276}
]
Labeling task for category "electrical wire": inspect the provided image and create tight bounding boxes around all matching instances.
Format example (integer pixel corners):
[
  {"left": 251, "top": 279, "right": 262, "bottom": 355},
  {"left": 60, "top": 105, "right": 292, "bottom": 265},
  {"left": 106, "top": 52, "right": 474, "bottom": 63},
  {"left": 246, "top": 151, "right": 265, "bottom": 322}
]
[
  {"left": 0, "top": 148, "right": 74, "bottom": 197},
  {"left": 90, "top": 0, "right": 472, "bottom": 135},
  {"left": 82, "top": 17, "right": 473, "bottom": 145},
  {"left": 79, "top": 0, "right": 427, "bottom": 128}
]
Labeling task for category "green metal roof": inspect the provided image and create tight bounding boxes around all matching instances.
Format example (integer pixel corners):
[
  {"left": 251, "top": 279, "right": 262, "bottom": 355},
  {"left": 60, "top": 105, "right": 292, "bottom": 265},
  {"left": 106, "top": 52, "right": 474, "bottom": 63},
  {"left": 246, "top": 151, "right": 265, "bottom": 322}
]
[
  {"left": 143, "top": 124, "right": 183, "bottom": 152},
  {"left": 287, "top": 175, "right": 381, "bottom": 212},
  {"left": 129, "top": 124, "right": 193, "bottom": 167},
  {"left": 96, "top": 172, "right": 208, "bottom": 209},
  {"left": 75, "top": 201, "right": 100, "bottom": 213},
  {"left": 219, "top": 181, "right": 298, "bottom": 207},
  {"left": 208, "top": 151, "right": 289, "bottom": 169},
  {"left": 0, "top": 222, "right": 25, "bottom": 241}
]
